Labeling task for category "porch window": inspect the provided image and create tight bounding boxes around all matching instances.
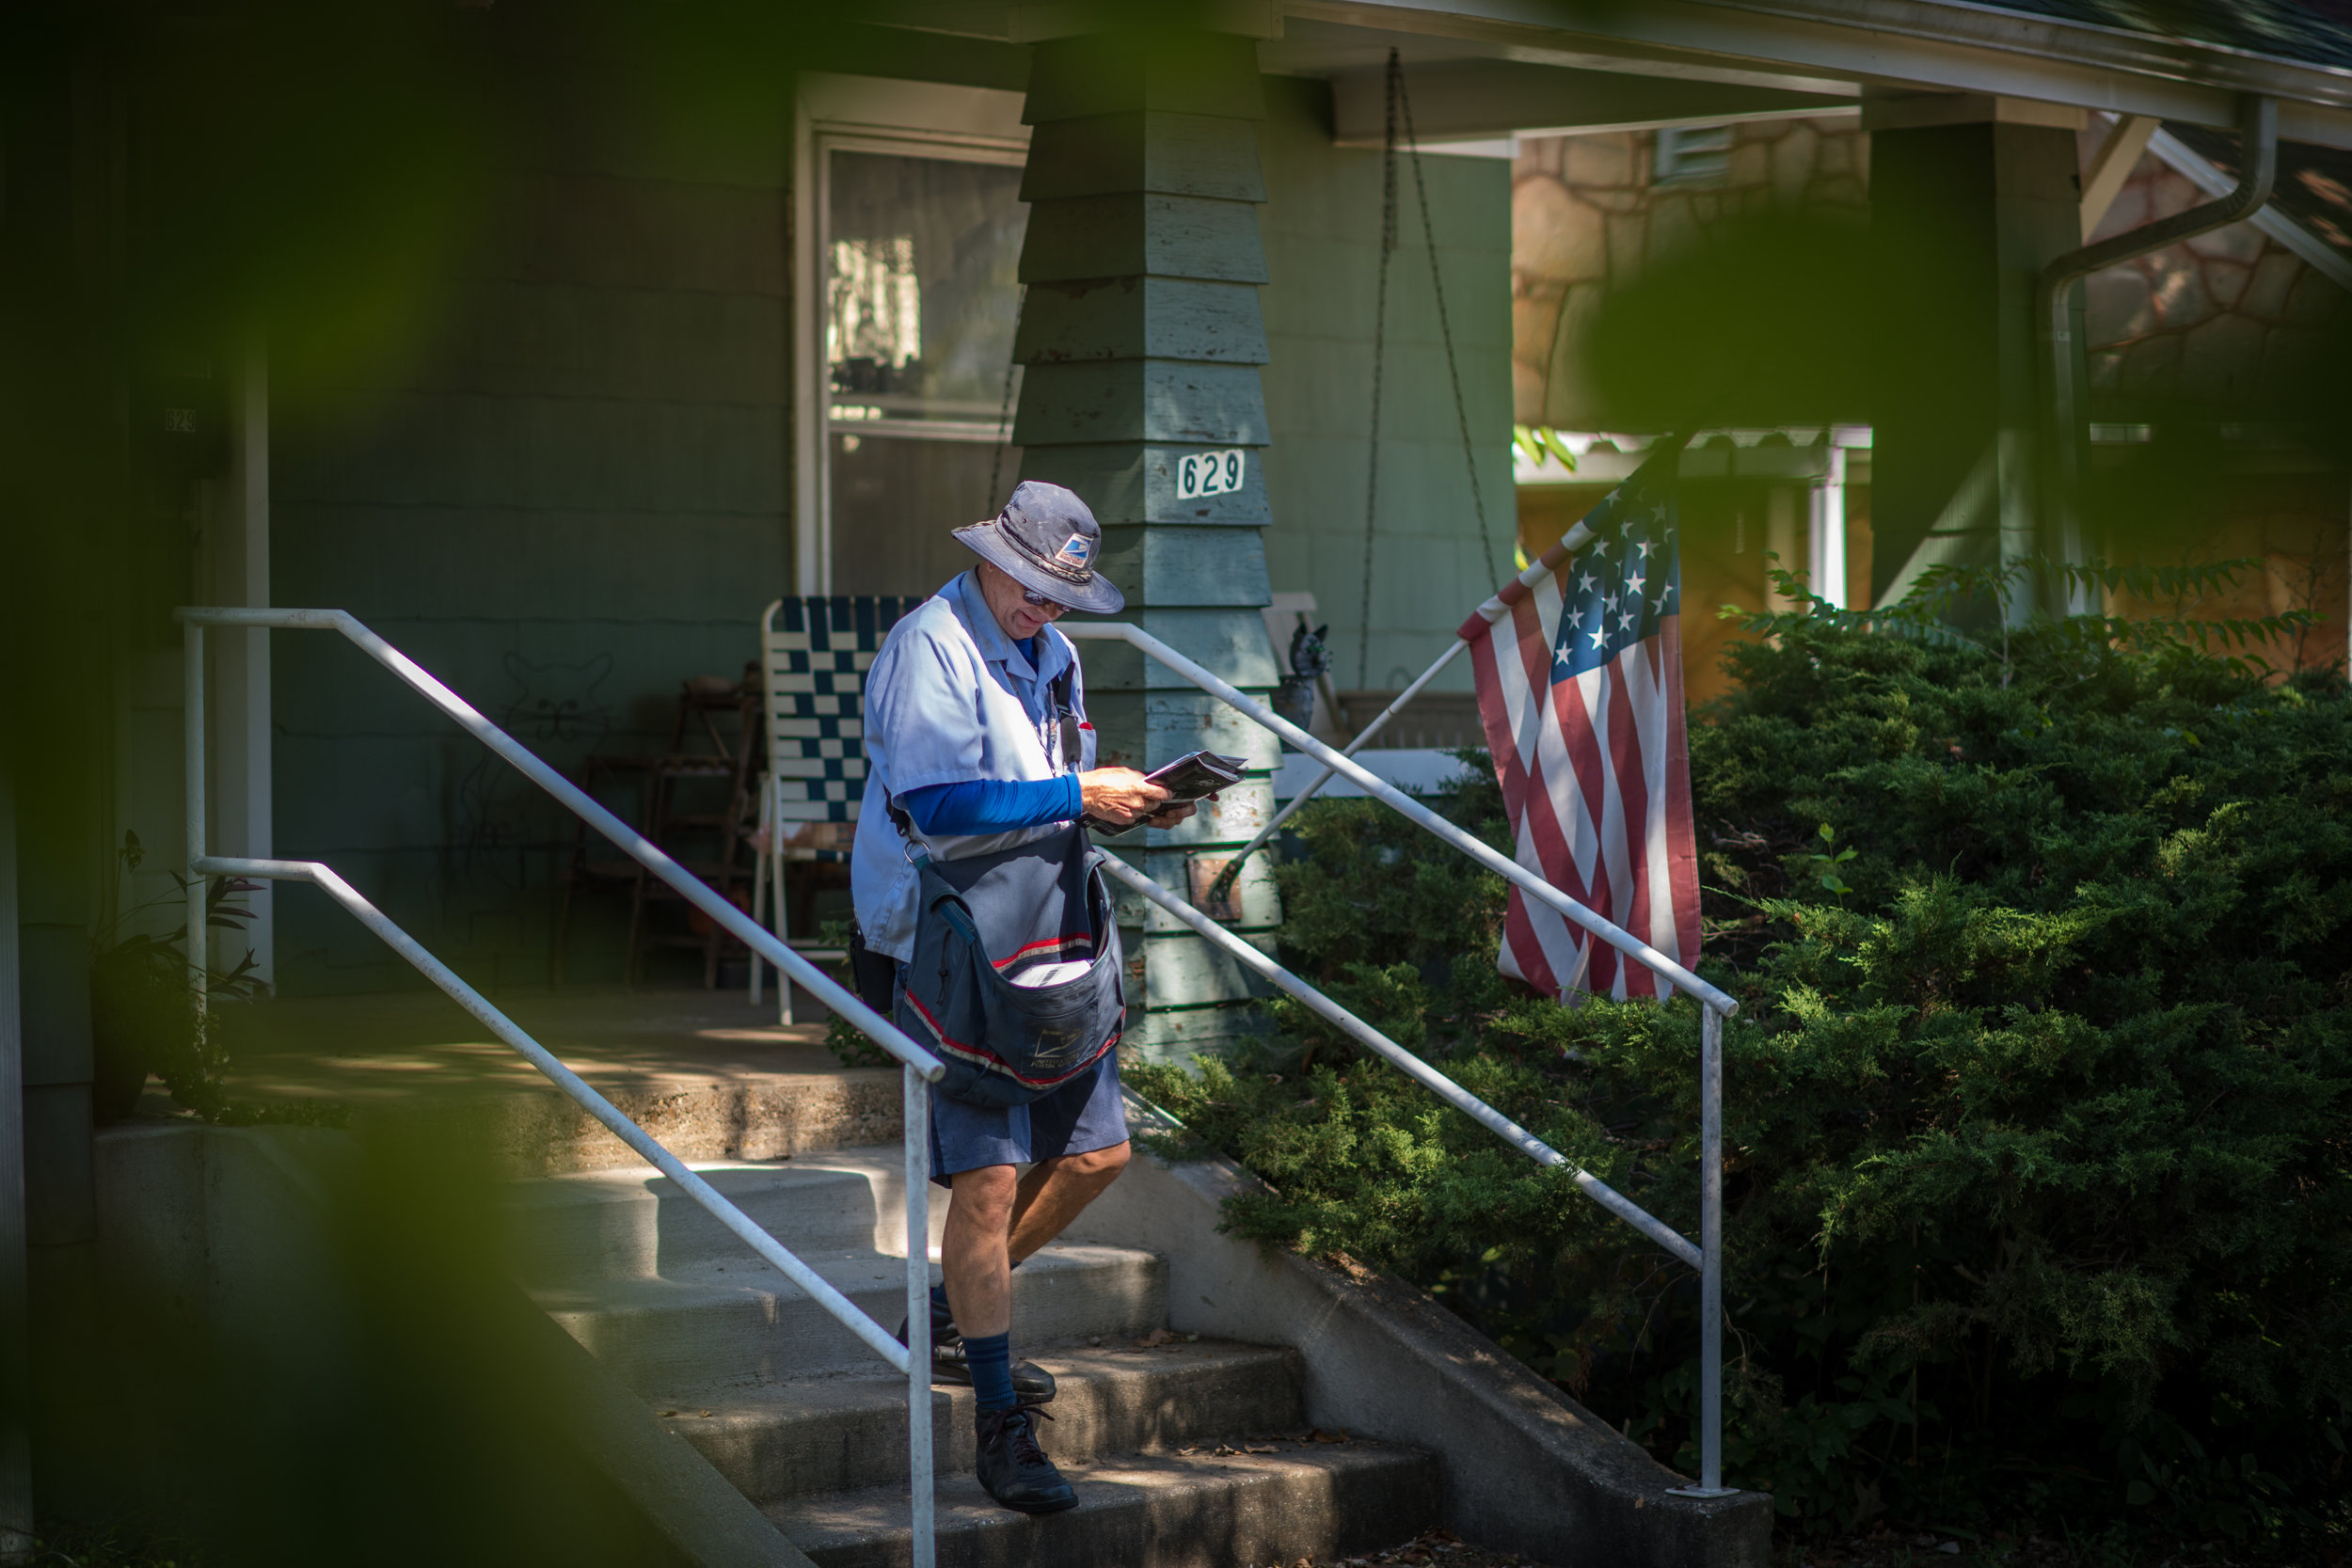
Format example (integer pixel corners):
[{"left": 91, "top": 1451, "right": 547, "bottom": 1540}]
[{"left": 820, "top": 144, "right": 1027, "bottom": 596}]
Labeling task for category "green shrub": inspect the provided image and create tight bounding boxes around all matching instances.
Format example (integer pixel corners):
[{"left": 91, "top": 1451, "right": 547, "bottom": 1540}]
[{"left": 1131, "top": 601, "right": 2352, "bottom": 1553}]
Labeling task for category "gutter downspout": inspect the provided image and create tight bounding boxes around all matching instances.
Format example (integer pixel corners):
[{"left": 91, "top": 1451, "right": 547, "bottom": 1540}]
[{"left": 2037, "top": 94, "right": 2275, "bottom": 614}]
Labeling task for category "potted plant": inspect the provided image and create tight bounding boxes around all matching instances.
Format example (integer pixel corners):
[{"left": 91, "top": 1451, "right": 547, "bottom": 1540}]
[{"left": 88, "top": 831, "right": 263, "bottom": 1122}]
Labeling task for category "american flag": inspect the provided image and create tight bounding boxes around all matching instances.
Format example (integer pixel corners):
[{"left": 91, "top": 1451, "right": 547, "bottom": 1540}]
[{"left": 1461, "top": 441, "right": 1701, "bottom": 1001}]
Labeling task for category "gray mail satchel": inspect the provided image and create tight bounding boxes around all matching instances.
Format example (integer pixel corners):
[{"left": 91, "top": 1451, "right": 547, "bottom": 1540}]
[{"left": 894, "top": 824, "right": 1127, "bottom": 1109}]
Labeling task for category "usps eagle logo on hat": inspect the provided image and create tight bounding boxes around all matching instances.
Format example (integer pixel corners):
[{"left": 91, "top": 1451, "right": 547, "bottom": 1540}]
[{"left": 1054, "top": 533, "right": 1092, "bottom": 569}]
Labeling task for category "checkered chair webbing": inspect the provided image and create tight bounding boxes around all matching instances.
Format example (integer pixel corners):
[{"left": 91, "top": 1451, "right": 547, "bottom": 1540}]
[
  {"left": 757, "top": 594, "right": 917, "bottom": 845},
  {"left": 750, "top": 594, "right": 916, "bottom": 1017}
]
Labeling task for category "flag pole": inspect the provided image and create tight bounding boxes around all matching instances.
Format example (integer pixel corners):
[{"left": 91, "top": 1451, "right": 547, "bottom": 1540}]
[{"left": 1212, "top": 513, "right": 1606, "bottom": 902}]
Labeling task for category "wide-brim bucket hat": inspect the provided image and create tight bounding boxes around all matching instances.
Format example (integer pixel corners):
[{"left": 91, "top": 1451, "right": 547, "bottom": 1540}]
[{"left": 953, "top": 481, "right": 1125, "bottom": 614}]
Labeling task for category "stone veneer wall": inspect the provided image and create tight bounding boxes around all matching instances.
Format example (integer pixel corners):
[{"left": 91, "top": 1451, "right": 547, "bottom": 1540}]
[
  {"left": 1509, "top": 118, "right": 1873, "bottom": 703},
  {"left": 2079, "top": 134, "right": 2347, "bottom": 408},
  {"left": 2074, "top": 133, "right": 2349, "bottom": 670},
  {"left": 1509, "top": 117, "right": 1868, "bottom": 429},
  {"left": 1507, "top": 116, "right": 2347, "bottom": 676},
  {"left": 1512, "top": 115, "right": 2347, "bottom": 429}
]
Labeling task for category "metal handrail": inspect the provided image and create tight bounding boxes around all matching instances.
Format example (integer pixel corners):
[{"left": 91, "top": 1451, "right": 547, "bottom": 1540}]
[
  {"left": 1219, "top": 505, "right": 1613, "bottom": 891},
  {"left": 176, "top": 608, "right": 942, "bottom": 1563},
  {"left": 1217, "top": 634, "right": 1473, "bottom": 886},
  {"left": 1062, "top": 624, "right": 1733, "bottom": 1013},
  {"left": 1064, "top": 619, "right": 1738, "bottom": 1497},
  {"left": 175, "top": 608, "right": 938, "bottom": 1074},
  {"left": 1101, "top": 856, "right": 1698, "bottom": 1270}
]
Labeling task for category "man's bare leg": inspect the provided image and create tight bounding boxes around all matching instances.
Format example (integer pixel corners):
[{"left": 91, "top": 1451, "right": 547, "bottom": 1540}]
[
  {"left": 1007, "top": 1140, "right": 1131, "bottom": 1264},
  {"left": 941, "top": 1141, "right": 1132, "bottom": 1332},
  {"left": 942, "top": 1165, "right": 1019, "bottom": 1338}
]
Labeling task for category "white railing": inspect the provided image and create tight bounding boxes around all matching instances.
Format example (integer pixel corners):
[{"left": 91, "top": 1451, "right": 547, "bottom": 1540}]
[
  {"left": 176, "top": 608, "right": 945, "bottom": 1565},
  {"left": 1063, "top": 620, "right": 1740, "bottom": 1497},
  {"left": 179, "top": 602, "right": 1744, "bottom": 1513}
]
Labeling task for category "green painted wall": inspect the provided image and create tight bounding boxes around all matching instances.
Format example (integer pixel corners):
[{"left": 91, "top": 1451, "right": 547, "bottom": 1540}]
[
  {"left": 266, "top": 28, "right": 1030, "bottom": 996},
  {"left": 1257, "top": 76, "right": 1517, "bottom": 697},
  {"left": 265, "top": 56, "right": 1515, "bottom": 997},
  {"left": 271, "top": 89, "right": 798, "bottom": 992}
]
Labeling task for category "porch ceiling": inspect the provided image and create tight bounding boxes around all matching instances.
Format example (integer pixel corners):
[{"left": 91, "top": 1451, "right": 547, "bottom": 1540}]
[{"left": 864, "top": 2, "right": 2352, "bottom": 151}]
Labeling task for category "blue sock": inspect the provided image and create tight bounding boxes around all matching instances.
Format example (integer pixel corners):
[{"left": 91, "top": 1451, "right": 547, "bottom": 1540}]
[{"left": 964, "top": 1331, "right": 1016, "bottom": 1412}]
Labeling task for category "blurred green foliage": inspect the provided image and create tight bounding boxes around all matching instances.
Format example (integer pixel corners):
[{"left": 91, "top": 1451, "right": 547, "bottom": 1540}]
[
  {"left": 1132, "top": 601, "right": 2352, "bottom": 1554},
  {"left": 6, "top": 0, "right": 849, "bottom": 416},
  {"left": 20, "top": 1519, "right": 206, "bottom": 1568},
  {"left": 41, "top": 1125, "right": 693, "bottom": 1566},
  {"left": 1578, "top": 210, "right": 1873, "bottom": 430}
]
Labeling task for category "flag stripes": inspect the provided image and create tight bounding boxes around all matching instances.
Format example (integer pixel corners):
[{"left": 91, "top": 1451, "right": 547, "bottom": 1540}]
[{"left": 1466, "top": 445, "right": 1701, "bottom": 1003}]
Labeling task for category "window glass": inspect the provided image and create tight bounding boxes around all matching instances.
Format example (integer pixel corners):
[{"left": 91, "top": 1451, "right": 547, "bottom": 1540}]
[
  {"left": 830, "top": 433, "right": 1013, "bottom": 595},
  {"left": 825, "top": 148, "right": 1026, "bottom": 594}
]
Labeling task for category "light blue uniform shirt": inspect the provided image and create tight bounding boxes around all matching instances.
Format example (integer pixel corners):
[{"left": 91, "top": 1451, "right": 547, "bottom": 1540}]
[{"left": 850, "top": 570, "right": 1097, "bottom": 960}]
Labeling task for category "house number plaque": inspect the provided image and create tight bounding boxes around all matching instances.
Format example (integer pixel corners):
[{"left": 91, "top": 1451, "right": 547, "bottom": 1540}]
[{"left": 1175, "top": 449, "right": 1245, "bottom": 500}]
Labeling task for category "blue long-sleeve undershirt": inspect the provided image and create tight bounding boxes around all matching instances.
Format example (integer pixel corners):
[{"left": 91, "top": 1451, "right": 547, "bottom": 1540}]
[{"left": 899, "top": 774, "right": 1084, "bottom": 835}]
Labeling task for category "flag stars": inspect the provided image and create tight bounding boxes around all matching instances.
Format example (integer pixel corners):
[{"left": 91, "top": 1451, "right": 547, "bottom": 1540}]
[{"left": 1551, "top": 495, "right": 1679, "bottom": 680}]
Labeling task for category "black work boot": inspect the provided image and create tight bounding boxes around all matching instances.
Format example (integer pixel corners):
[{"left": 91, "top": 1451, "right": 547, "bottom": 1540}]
[
  {"left": 896, "top": 1294, "right": 1058, "bottom": 1404},
  {"left": 976, "top": 1404, "right": 1077, "bottom": 1514}
]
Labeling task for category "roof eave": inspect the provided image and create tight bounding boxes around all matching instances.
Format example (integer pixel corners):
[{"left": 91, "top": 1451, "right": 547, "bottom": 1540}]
[{"left": 1289, "top": 0, "right": 2352, "bottom": 149}]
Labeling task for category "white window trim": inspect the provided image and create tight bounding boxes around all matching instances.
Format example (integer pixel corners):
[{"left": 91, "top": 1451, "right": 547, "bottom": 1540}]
[{"left": 792, "top": 73, "right": 1030, "bottom": 594}]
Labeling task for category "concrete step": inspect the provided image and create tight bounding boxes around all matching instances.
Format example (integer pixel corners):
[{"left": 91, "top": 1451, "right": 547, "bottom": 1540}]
[
  {"left": 662, "top": 1340, "right": 1305, "bottom": 1505},
  {"left": 539, "top": 1242, "right": 1166, "bottom": 1393},
  {"left": 506, "top": 1163, "right": 887, "bottom": 1289},
  {"left": 209, "top": 988, "right": 901, "bottom": 1177},
  {"left": 770, "top": 1439, "right": 1439, "bottom": 1568},
  {"left": 505, "top": 1147, "right": 950, "bottom": 1290}
]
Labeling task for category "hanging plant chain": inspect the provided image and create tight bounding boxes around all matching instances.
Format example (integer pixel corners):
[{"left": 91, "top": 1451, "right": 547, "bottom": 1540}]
[{"left": 1356, "top": 48, "right": 1502, "bottom": 691}]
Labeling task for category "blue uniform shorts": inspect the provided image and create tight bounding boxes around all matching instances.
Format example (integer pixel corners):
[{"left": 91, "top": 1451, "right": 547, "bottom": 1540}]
[{"left": 926, "top": 1045, "right": 1129, "bottom": 1188}]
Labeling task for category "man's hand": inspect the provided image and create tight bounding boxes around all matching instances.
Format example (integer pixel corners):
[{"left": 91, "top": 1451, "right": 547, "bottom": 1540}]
[
  {"left": 1080, "top": 768, "right": 1207, "bottom": 828},
  {"left": 1081, "top": 767, "right": 1189, "bottom": 826}
]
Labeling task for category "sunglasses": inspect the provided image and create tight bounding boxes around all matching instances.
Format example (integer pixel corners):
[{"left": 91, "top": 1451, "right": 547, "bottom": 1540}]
[{"left": 1018, "top": 586, "right": 1071, "bottom": 612}]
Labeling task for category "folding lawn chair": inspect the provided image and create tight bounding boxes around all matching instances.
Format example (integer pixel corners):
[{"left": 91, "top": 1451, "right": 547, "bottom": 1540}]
[{"left": 749, "top": 595, "right": 916, "bottom": 1022}]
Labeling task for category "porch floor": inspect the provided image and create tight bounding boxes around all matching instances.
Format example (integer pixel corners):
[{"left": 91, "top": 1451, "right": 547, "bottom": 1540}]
[{"left": 183, "top": 983, "right": 898, "bottom": 1175}]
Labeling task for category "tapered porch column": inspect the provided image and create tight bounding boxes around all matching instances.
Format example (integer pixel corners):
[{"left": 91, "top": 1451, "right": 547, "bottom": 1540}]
[{"left": 1014, "top": 24, "right": 1281, "bottom": 1063}]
